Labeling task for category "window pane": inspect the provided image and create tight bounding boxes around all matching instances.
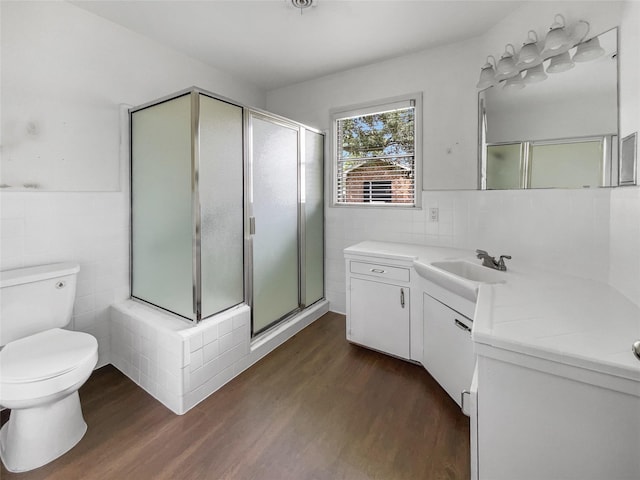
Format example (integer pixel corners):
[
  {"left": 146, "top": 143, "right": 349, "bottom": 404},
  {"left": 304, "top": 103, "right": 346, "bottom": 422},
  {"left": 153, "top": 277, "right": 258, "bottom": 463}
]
[
  {"left": 336, "top": 105, "right": 416, "bottom": 205},
  {"left": 338, "top": 108, "right": 415, "bottom": 160}
]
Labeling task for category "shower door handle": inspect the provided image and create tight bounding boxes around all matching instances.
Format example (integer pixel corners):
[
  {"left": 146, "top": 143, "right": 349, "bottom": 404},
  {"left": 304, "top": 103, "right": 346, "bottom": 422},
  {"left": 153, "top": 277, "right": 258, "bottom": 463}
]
[{"left": 249, "top": 216, "right": 256, "bottom": 235}]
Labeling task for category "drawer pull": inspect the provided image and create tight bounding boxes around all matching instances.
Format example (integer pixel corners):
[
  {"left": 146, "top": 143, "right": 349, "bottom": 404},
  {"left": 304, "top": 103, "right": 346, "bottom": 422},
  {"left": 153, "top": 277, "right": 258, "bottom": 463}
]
[
  {"left": 454, "top": 319, "right": 471, "bottom": 333},
  {"left": 370, "top": 268, "right": 386, "bottom": 274},
  {"left": 633, "top": 340, "right": 640, "bottom": 362}
]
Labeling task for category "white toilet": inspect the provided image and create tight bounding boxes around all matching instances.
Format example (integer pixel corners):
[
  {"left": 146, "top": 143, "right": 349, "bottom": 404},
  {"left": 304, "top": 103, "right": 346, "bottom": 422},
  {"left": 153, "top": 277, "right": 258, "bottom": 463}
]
[{"left": 0, "top": 263, "right": 98, "bottom": 473}]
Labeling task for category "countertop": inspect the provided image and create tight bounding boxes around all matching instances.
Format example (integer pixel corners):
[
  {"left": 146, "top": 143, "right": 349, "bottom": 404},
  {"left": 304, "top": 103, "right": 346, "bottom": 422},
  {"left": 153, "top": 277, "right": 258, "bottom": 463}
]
[{"left": 344, "top": 241, "right": 640, "bottom": 389}]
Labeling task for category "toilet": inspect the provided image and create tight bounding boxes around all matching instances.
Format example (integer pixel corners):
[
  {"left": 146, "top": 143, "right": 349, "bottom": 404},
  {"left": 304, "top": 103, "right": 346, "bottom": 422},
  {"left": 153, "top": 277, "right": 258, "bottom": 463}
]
[{"left": 0, "top": 263, "right": 98, "bottom": 473}]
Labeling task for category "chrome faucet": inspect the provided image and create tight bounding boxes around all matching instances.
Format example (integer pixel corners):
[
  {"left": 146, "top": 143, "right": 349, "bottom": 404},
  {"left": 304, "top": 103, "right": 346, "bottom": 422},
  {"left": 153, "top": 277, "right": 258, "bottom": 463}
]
[{"left": 476, "top": 249, "right": 511, "bottom": 271}]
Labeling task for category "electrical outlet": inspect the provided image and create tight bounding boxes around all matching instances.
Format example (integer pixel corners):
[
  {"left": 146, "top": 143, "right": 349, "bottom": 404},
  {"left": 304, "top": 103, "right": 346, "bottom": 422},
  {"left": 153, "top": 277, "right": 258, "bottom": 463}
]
[{"left": 429, "top": 207, "right": 439, "bottom": 222}]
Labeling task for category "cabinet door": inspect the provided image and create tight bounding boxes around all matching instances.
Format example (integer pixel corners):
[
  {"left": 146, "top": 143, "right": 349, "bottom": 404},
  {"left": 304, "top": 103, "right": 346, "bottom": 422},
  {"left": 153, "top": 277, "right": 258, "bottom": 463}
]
[
  {"left": 349, "top": 278, "right": 410, "bottom": 359},
  {"left": 423, "top": 293, "right": 475, "bottom": 406}
]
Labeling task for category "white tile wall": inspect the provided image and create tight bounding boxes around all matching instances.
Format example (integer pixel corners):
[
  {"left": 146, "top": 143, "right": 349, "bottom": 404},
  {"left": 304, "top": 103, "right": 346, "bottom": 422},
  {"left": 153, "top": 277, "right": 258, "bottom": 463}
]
[
  {"left": 110, "top": 299, "right": 329, "bottom": 414},
  {"left": 609, "top": 187, "right": 640, "bottom": 307},
  {"left": 0, "top": 192, "right": 130, "bottom": 367},
  {"left": 110, "top": 301, "right": 251, "bottom": 414},
  {"left": 327, "top": 189, "right": 613, "bottom": 314}
]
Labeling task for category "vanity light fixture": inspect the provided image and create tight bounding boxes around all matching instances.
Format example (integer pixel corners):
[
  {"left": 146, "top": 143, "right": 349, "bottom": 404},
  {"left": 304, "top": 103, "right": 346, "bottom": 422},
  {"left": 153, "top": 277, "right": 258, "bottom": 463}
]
[
  {"left": 476, "top": 14, "right": 594, "bottom": 91},
  {"left": 476, "top": 55, "right": 498, "bottom": 89},
  {"left": 523, "top": 63, "right": 547, "bottom": 84},
  {"left": 516, "top": 31, "right": 542, "bottom": 68},
  {"left": 543, "top": 14, "right": 572, "bottom": 52},
  {"left": 547, "top": 51, "right": 575, "bottom": 73},
  {"left": 573, "top": 36, "right": 605, "bottom": 62},
  {"left": 495, "top": 44, "right": 519, "bottom": 80},
  {"left": 503, "top": 72, "right": 525, "bottom": 90}
]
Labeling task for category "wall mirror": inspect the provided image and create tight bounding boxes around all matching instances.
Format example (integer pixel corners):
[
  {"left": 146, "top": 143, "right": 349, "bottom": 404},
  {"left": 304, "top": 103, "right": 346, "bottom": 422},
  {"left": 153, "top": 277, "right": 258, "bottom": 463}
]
[{"left": 479, "top": 28, "right": 620, "bottom": 190}]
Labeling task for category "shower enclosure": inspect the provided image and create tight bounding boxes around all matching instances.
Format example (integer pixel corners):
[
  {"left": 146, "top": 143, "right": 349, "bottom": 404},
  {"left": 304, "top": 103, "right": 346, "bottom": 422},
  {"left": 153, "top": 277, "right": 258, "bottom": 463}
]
[{"left": 130, "top": 88, "right": 324, "bottom": 334}]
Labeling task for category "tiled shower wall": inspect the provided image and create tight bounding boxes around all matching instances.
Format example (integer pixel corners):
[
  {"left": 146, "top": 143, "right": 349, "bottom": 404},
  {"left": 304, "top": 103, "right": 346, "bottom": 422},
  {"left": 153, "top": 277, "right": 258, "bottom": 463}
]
[
  {"left": 109, "top": 299, "right": 329, "bottom": 414},
  {"left": 110, "top": 301, "right": 251, "bottom": 414},
  {"left": 326, "top": 188, "right": 614, "bottom": 314}
]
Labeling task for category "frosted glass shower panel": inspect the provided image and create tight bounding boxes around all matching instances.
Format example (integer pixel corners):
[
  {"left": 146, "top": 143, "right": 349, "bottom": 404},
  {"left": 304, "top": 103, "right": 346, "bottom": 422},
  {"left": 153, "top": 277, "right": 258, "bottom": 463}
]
[
  {"left": 131, "top": 94, "right": 194, "bottom": 319},
  {"left": 199, "top": 95, "right": 244, "bottom": 318},
  {"left": 529, "top": 141, "right": 604, "bottom": 188},
  {"left": 486, "top": 144, "right": 522, "bottom": 190},
  {"left": 251, "top": 115, "right": 300, "bottom": 333},
  {"left": 303, "top": 129, "right": 324, "bottom": 306}
]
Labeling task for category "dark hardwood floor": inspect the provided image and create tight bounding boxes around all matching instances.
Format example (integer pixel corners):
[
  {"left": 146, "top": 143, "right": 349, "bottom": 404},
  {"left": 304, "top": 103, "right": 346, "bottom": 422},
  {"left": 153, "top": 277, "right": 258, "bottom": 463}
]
[{"left": 1, "top": 312, "right": 470, "bottom": 480}]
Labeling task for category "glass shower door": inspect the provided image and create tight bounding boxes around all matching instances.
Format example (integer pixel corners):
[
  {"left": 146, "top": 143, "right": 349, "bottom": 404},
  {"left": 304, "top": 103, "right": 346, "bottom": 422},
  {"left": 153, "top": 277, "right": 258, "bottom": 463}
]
[{"left": 249, "top": 112, "right": 300, "bottom": 334}]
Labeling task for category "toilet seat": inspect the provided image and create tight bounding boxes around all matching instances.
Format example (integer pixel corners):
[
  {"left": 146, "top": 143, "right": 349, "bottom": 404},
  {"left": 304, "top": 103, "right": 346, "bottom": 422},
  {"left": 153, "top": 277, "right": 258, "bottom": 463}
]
[{"left": 0, "top": 328, "right": 98, "bottom": 406}]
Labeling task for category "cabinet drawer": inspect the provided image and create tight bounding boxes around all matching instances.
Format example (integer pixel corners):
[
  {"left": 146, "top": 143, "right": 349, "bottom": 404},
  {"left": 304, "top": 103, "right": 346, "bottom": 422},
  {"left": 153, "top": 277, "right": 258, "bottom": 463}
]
[{"left": 350, "top": 261, "right": 410, "bottom": 282}]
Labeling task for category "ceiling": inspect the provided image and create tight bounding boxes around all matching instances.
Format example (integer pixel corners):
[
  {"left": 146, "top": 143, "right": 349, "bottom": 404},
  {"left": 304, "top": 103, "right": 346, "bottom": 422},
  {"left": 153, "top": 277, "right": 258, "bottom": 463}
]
[{"left": 70, "top": 0, "right": 523, "bottom": 91}]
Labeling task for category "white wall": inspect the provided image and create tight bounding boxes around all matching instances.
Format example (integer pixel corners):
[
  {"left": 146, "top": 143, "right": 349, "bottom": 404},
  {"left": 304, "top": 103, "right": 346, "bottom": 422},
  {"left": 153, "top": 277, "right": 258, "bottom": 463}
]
[
  {"left": 266, "top": 1, "right": 640, "bottom": 312},
  {"left": 266, "top": 35, "right": 481, "bottom": 191},
  {"left": 487, "top": 93, "right": 617, "bottom": 144},
  {"left": 0, "top": 1, "right": 265, "bottom": 366}
]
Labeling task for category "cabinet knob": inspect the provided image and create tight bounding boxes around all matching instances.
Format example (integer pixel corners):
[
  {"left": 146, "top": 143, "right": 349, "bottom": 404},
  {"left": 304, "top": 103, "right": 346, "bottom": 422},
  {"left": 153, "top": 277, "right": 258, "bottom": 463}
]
[{"left": 633, "top": 340, "right": 640, "bottom": 362}]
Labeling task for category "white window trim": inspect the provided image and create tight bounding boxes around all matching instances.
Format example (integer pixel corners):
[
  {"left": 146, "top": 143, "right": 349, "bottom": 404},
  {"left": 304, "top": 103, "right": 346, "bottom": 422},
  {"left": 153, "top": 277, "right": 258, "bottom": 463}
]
[{"left": 330, "top": 93, "right": 423, "bottom": 209}]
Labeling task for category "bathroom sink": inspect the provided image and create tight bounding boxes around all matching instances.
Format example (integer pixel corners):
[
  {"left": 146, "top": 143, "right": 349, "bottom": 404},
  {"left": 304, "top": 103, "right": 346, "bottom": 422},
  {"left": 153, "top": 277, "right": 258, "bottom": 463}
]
[
  {"left": 431, "top": 260, "right": 507, "bottom": 284},
  {"left": 413, "top": 260, "right": 506, "bottom": 302}
]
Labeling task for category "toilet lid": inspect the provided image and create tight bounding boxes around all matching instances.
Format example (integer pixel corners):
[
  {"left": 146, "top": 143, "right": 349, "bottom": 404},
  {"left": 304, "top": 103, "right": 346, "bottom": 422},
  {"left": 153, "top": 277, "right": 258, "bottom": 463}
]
[{"left": 0, "top": 328, "right": 98, "bottom": 383}]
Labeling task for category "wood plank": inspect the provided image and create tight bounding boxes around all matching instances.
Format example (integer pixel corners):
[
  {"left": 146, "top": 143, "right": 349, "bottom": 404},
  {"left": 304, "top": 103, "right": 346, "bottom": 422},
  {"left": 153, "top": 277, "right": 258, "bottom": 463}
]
[{"left": 1, "top": 312, "right": 470, "bottom": 479}]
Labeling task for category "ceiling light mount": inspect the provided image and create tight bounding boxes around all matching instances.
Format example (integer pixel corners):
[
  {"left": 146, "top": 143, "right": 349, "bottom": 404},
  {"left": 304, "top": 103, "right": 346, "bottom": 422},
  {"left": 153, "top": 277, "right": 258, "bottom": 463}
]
[{"left": 291, "top": 0, "right": 315, "bottom": 14}]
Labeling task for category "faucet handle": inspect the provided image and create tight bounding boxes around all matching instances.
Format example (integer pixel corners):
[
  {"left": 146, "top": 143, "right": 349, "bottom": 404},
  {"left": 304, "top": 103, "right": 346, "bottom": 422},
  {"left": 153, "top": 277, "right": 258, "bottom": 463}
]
[
  {"left": 497, "top": 255, "right": 512, "bottom": 271},
  {"left": 475, "top": 249, "right": 488, "bottom": 257}
]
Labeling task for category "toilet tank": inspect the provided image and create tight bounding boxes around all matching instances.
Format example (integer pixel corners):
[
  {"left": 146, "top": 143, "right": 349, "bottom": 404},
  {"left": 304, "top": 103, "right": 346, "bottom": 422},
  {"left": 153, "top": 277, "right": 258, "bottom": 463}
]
[{"left": 0, "top": 263, "right": 80, "bottom": 346}]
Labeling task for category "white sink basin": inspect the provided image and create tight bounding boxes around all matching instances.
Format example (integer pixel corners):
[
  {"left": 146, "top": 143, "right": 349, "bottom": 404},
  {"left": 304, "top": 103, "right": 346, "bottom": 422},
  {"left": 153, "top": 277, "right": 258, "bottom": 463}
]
[
  {"left": 413, "top": 260, "right": 506, "bottom": 301},
  {"left": 431, "top": 260, "right": 507, "bottom": 284}
]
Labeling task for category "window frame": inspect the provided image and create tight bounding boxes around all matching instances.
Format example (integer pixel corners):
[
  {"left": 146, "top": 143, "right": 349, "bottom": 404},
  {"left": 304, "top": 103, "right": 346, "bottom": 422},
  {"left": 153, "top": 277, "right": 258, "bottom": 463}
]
[{"left": 330, "top": 93, "right": 423, "bottom": 208}]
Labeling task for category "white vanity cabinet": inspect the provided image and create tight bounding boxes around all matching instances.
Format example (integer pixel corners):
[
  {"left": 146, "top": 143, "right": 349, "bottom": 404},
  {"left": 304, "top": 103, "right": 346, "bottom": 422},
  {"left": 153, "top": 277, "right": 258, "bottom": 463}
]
[
  {"left": 472, "top": 352, "right": 640, "bottom": 480},
  {"left": 422, "top": 293, "right": 475, "bottom": 408},
  {"left": 346, "top": 260, "right": 411, "bottom": 360}
]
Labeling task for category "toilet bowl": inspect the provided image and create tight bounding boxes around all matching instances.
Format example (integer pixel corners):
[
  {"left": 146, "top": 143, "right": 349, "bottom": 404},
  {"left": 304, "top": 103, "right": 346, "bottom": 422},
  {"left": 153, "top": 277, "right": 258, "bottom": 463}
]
[
  {"left": 0, "top": 263, "right": 98, "bottom": 473},
  {"left": 0, "top": 328, "right": 98, "bottom": 472}
]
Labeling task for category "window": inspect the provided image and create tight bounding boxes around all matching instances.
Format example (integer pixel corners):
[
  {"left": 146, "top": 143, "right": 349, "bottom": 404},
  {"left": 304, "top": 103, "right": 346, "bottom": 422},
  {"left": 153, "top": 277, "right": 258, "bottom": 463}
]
[
  {"left": 333, "top": 95, "right": 421, "bottom": 207},
  {"left": 363, "top": 180, "right": 392, "bottom": 203}
]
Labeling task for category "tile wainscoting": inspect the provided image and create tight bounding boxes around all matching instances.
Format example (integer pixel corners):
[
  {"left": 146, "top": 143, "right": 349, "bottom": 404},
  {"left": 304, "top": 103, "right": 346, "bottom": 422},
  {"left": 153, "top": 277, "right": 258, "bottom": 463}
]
[{"left": 326, "top": 188, "right": 621, "bottom": 314}]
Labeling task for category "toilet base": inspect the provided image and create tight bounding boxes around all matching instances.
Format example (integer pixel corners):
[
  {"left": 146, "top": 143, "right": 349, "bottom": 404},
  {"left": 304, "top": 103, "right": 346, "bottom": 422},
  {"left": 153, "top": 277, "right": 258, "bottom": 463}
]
[{"left": 0, "top": 391, "right": 87, "bottom": 473}]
